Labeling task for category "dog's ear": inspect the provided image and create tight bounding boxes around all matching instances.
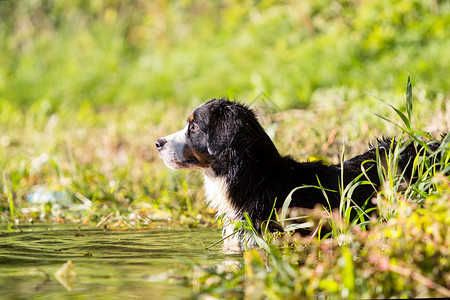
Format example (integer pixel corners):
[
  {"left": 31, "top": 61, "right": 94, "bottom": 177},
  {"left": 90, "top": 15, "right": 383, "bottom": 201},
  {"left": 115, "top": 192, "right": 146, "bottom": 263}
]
[
  {"left": 207, "top": 105, "right": 238, "bottom": 156},
  {"left": 207, "top": 103, "right": 264, "bottom": 156}
]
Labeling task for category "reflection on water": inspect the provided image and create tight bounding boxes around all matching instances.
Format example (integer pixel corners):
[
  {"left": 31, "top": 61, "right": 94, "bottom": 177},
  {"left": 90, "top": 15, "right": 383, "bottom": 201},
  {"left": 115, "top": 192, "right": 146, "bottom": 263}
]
[{"left": 0, "top": 224, "right": 225, "bottom": 299}]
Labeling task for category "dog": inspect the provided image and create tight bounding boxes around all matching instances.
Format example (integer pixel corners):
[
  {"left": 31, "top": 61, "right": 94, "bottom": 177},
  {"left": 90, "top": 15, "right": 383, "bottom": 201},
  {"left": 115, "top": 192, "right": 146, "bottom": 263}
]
[{"left": 156, "top": 99, "right": 443, "bottom": 250}]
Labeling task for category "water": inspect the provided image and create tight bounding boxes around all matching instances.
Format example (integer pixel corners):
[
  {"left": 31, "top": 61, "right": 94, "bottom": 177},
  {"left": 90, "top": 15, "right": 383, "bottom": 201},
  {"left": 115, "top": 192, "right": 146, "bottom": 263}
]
[{"left": 0, "top": 224, "right": 225, "bottom": 299}]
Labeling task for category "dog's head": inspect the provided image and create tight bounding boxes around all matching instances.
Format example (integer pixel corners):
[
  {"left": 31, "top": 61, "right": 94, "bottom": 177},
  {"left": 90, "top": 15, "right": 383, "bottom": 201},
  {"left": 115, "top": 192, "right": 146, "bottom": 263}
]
[{"left": 156, "top": 99, "right": 277, "bottom": 172}]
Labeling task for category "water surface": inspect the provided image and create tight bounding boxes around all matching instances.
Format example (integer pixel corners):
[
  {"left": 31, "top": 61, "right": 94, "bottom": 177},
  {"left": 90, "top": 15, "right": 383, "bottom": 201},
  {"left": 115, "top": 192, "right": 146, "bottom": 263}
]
[{"left": 0, "top": 223, "right": 224, "bottom": 299}]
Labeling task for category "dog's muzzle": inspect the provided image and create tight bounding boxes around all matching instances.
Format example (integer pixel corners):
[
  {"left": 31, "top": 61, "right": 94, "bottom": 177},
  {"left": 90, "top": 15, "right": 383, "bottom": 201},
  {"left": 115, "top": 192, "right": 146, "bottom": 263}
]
[{"left": 155, "top": 126, "right": 194, "bottom": 169}]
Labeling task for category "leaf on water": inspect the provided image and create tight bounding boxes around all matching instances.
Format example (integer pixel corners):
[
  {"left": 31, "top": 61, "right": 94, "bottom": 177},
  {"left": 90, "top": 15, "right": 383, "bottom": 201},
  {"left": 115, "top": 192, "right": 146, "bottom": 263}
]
[{"left": 55, "top": 260, "right": 77, "bottom": 291}]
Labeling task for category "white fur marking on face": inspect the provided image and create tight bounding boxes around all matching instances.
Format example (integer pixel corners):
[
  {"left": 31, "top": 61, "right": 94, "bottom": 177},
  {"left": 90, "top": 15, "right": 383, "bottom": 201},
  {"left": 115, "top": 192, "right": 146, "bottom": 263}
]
[
  {"left": 203, "top": 168, "right": 238, "bottom": 219},
  {"left": 158, "top": 125, "right": 188, "bottom": 169}
]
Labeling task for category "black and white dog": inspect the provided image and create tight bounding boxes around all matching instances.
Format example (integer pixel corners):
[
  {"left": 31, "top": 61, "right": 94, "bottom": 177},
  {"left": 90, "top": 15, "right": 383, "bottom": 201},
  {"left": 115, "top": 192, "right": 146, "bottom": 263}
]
[{"left": 156, "top": 99, "right": 439, "bottom": 250}]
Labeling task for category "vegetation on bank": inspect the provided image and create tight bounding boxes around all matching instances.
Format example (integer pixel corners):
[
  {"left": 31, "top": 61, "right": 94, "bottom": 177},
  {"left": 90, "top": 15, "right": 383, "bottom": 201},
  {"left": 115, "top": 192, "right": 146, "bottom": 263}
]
[
  {"left": 194, "top": 82, "right": 450, "bottom": 298},
  {"left": 1, "top": 0, "right": 449, "bottom": 298},
  {"left": 196, "top": 177, "right": 450, "bottom": 298}
]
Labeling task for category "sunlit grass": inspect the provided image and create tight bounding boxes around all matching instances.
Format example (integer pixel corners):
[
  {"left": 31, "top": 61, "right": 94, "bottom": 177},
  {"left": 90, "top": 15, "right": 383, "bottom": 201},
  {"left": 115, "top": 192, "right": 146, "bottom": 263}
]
[{"left": 0, "top": 101, "right": 213, "bottom": 228}]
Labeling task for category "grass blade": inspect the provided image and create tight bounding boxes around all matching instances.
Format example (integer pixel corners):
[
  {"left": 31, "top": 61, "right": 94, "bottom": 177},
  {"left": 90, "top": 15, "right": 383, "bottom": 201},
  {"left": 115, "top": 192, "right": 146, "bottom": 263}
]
[{"left": 406, "top": 76, "right": 413, "bottom": 124}]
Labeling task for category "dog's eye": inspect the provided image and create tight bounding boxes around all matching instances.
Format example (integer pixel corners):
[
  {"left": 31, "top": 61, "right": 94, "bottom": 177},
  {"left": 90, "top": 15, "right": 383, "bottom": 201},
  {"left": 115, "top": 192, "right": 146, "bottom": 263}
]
[{"left": 191, "top": 123, "right": 199, "bottom": 131}]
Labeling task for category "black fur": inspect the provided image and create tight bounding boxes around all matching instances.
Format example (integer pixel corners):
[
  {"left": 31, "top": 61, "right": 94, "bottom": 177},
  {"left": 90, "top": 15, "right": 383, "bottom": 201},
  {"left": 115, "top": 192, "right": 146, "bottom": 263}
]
[{"left": 191, "top": 99, "right": 378, "bottom": 229}]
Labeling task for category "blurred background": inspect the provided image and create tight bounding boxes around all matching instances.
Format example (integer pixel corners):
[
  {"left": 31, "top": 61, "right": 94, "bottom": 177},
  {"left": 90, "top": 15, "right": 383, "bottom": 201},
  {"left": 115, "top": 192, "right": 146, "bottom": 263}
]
[
  {"left": 1, "top": 0, "right": 449, "bottom": 109},
  {"left": 0, "top": 0, "right": 449, "bottom": 221}
]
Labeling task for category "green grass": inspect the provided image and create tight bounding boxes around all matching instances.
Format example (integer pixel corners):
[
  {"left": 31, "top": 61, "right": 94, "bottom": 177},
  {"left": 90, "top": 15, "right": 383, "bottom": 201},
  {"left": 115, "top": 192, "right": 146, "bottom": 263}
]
[
  {"left": 196, "top": 175, "right": 450, "bottom": 298},
  {"left": 0, "top": 100, "right": 215, "bottom": 227},
  {"left": 1, "top": 1, "right": 449, "bottom": 108}
]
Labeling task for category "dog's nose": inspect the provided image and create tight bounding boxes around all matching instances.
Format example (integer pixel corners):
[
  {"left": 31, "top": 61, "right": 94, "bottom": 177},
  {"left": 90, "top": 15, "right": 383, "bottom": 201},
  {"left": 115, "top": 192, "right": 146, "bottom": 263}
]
[{"left": 155, "top": 139, "right": 167, "bottom": 150}]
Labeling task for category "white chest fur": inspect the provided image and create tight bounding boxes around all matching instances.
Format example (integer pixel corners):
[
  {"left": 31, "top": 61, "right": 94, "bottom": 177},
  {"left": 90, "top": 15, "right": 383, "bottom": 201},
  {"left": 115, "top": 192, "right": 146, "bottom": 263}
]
[
  {"left": 203, "top": 170, "right": 238, "bottom": 219},
  {"left": 203, "top": 169, "right": 257, "bottom": 251}
]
